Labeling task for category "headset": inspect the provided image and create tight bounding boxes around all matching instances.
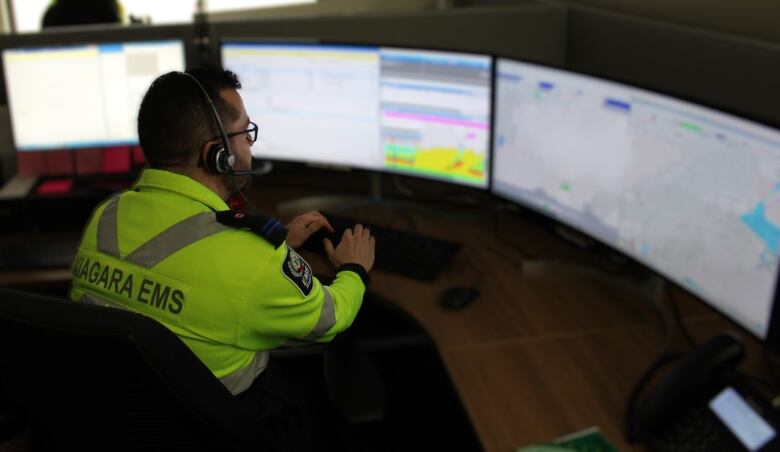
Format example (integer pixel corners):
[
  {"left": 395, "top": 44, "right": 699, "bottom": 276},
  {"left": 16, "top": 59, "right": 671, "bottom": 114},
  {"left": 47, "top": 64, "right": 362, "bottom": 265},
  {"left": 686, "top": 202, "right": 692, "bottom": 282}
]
[
  {"left": 178, "top": 71, "right": 270, "bottom": 177},
  {"left": 178, "top": 71, "right": 235, "bottom": 174}
]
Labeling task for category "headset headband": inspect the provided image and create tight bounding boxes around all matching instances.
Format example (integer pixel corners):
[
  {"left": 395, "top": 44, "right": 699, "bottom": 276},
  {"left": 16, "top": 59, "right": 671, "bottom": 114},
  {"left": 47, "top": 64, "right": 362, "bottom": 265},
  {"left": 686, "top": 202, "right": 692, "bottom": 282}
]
[{"left": 178, "top": 71, "right": 232, "bottom": 165}]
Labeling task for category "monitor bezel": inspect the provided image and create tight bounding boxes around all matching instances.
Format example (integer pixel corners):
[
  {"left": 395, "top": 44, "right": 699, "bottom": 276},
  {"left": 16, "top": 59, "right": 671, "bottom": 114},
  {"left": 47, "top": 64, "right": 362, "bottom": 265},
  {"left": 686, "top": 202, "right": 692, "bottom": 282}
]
[
  {"left": 0, "top": 24, "right": 198, "bottom": 154},
  {"left": 0, "top": 24, "right": 199, "bottom": 104},
  {"left": 218, "top": 37, "right": 494, "bottom": 191},
  {"left": 491, "top": 54, "right": 780, "bottom": 355}
]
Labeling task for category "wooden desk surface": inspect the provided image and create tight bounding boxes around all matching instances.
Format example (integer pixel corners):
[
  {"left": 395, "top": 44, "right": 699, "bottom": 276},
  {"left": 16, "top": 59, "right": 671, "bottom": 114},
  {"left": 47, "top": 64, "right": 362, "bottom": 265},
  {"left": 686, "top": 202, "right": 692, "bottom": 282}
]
[
  {"left": 1, "top": 179, "right": 772, "bottom": 452},
  {"left": 292, "top": 200, "right": 771, "bottom": 452}
]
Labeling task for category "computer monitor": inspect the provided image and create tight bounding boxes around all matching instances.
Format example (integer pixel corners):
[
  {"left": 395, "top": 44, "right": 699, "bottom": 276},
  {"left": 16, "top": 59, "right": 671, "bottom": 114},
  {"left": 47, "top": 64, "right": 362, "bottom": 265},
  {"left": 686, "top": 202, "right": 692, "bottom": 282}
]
[
  {"left": 493, "top": 59, "right": 633, "bottom": 246},
  {"left": 0, "top": 25, "right": 194, "bottom": 180},
  {"left": 3, "top": 39, "right": 185, "bottom": 151},
  {"left": 379, "top": 47, "right": 492, "bottom": 188},
  {"left": 493, "top": 57, "right": 780, "bottom": 343},
  {"left": 220, "top": 41, "right": 492, "bottom": 188},
  {"left": 221, "top": 42, "right": 383, "bottom": 170}
]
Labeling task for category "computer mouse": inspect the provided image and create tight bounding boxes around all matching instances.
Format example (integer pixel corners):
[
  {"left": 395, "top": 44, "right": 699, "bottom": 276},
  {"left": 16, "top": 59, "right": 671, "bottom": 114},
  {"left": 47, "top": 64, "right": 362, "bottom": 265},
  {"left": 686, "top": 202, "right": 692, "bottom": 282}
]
[{"left": 439, "top": 286, "right": 479, "bottom": 310}]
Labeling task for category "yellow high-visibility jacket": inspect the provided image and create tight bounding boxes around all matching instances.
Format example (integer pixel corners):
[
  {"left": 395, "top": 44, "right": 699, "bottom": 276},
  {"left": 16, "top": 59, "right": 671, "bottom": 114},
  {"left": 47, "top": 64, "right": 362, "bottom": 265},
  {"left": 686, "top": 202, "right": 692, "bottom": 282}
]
[{"left": 70, "top": 168, "right": 366, "bottom": 394}]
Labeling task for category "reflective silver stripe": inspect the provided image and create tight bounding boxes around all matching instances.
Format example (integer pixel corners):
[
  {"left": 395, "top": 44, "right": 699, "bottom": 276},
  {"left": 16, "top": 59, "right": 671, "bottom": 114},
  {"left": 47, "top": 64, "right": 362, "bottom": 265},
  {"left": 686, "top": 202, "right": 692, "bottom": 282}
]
[
  {"left": 125, "top": 212, "right": 230, "bottom": 268},
  {"left": 277, "top": 339, "right": 316, "bottom": 349},
  {"left": 80, "top": 292, "right": 133, "bottom": 312},
  {"left": 302, "top": 286, "right": 336, "bottom": 340},
  {"left": 279, "top": 286, "right": 336, "bottom": 347},
  {"left": 97, "top": 196, "right": 121, "bottom": 257},
  {"left": 220, "top": 351, "right": 269, "bottom": 395}
]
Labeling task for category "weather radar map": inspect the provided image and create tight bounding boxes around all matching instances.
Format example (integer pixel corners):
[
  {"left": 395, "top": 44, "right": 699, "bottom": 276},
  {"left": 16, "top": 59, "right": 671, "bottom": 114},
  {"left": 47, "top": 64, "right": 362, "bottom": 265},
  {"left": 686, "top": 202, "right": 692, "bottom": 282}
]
[{"left": 379, "top": 48, "right": 492, "bottom": 188}]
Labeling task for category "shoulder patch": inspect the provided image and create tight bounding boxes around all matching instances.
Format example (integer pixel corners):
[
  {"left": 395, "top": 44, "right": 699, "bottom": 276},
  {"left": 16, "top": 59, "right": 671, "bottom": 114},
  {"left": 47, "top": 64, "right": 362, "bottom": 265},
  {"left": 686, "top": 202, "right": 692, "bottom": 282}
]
[
  {"left": 281, "top": 246, "right": 313, "bottom": 296},
  {"left": 215, "top": 210, "right": 288, "bottom": 249}
]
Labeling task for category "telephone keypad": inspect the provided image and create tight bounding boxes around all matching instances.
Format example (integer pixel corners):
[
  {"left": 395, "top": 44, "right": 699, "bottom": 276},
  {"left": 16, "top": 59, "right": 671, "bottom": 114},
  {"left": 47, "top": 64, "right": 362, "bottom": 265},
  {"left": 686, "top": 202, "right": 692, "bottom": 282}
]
[{"left": 660, "top": 408, "right": 720, "bottom": 452}]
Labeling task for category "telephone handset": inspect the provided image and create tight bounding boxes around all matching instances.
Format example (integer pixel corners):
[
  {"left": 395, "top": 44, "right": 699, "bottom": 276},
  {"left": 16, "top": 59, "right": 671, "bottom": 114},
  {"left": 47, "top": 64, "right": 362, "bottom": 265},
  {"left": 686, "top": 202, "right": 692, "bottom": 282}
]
[
  {"left": 628, "top": 332, "right": 780, "bottom": 451},
  {"left": 637, "top": 333, "right": 745, "bottom": 434}
]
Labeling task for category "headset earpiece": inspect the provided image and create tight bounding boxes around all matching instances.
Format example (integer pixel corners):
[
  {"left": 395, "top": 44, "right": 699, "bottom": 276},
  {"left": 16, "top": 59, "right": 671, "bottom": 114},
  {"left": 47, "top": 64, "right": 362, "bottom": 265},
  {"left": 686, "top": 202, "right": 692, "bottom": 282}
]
[
  {"left": 179, "top": 72, "right": 234, "bottom": 175},
  {"left": 206, "top": 143, "right": 235, "bottom": 174}
]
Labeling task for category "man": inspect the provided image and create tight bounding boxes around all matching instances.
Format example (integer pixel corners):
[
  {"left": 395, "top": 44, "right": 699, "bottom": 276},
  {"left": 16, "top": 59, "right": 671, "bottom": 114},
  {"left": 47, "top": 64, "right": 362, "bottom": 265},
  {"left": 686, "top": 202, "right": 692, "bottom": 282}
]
[
  {"left": 69, "top": 68, "right": 375, "bottom": 448},
  {"left": 42, "top": 0, "right": 123, "bottom": 28}
]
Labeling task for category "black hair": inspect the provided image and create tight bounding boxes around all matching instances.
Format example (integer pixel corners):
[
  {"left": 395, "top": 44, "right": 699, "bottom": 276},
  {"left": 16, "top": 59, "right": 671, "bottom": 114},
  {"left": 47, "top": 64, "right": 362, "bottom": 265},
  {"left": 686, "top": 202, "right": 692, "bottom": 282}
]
[
  {"left": 137, "top": 68, "right": 242, "bottom": 170},
  {"left": 42, "top": 0, "right": 121, "bottom": 28}
]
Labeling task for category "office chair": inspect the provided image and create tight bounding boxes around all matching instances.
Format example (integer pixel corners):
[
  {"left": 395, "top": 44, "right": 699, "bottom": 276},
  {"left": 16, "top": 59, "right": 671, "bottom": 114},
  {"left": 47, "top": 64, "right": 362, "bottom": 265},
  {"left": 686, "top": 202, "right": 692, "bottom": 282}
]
[
  {"left": 0, "top": 391, "right": 26, "bottom": 442},
  {"left": 0, "top": 288, "right": 257, "bottom": 451}
]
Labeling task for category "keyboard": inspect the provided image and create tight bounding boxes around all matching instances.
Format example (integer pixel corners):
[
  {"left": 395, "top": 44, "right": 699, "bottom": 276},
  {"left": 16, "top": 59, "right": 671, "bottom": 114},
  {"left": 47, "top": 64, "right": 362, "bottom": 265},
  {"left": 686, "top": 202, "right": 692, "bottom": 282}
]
[{"left": 300, "top": 213, "right": 461, "bottom": 281}]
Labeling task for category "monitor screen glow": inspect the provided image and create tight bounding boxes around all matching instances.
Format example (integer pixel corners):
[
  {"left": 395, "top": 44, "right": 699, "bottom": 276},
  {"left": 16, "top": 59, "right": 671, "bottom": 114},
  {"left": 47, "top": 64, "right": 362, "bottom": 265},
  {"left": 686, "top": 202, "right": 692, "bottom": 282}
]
[
  {"left": 379, "top": 47, "right": 491, "bottom": 187},
  {"left": 221, "top": 42, "right": 492, "bottom": 188},
  {"left": 2, "top": 40, "right": 185, "bottom": 151},
  {"left": 493, "top": 57, "right": 780, "bottom": 339},
  {"left": 222, "top": 43, "right": 382, "bottom": 170}
]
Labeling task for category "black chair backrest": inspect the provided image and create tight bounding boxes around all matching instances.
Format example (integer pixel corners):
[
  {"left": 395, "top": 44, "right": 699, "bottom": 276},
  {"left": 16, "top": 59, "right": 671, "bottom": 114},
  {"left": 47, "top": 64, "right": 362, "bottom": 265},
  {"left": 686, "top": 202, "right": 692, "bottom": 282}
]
[{"left": 0, "top": 289, "right": 257, "bottom": 451}]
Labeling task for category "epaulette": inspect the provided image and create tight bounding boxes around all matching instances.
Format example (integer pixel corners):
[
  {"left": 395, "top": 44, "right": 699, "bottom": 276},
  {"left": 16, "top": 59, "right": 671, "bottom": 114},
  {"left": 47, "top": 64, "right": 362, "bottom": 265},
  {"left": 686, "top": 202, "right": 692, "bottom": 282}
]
[{"left": 215, "top": 210, "right": 288, "bottom": 249}]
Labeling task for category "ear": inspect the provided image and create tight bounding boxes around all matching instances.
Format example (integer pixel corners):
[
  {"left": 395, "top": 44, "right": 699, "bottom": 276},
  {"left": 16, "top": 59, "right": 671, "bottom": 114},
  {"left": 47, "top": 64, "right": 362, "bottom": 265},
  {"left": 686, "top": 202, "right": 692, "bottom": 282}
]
[{"left": 198, "top": 139, "right": 219, "bottom": 170}]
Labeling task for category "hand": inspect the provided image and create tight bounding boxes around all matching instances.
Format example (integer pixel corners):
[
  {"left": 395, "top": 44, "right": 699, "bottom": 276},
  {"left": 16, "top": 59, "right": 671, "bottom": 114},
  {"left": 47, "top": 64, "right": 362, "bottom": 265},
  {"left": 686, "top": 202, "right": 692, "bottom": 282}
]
[
  {"left": 285, "top": 211, "right": 334, "bottom": 249},
  {"left": 324, "top": 224, "right": 375, "bottom": 273}
]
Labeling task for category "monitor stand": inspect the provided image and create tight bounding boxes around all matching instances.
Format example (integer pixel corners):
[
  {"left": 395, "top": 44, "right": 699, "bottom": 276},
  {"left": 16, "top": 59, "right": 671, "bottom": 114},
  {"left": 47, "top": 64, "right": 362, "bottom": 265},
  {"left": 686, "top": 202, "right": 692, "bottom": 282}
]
[
  {"left": 0, "top": 174, "right": 37, "bottom": 199},
  {"left": 276, "top": 173, "right": 385, "bottom": 217},
  {"left": 519, "top": 218, "right": 668, "bottom": 307},
  {"left": 521, "top": 258, "right": 668, "bottom": 306}
]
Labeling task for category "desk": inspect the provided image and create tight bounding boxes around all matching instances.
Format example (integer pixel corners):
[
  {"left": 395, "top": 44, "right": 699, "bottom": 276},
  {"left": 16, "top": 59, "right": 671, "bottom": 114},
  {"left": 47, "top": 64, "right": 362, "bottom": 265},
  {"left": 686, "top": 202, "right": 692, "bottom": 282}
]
[
  {"left": 280, "top": 195, "right": 772, "bottom": 452},
  {"left": 1, "top": 180, "right": 772, "bottom": 452}
]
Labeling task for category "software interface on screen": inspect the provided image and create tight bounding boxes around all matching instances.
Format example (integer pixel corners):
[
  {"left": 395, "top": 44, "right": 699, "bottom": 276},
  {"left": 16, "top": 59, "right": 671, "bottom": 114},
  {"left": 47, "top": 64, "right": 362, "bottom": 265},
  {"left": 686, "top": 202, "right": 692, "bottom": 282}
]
[
  {"left": 3, "top": 40, "right": 185, "bottom": 151},
  {"left": 710, "top": 387, "right": 776, "bottom": 451},
  {"left": 221, "top": 43, "right": 492, "bottom": 188},
  {"left": 222, "top": 44, "right": 382, "bottom": 169},
  {"left": 380, "top": 48, "right": 491, "bottom": 187},
  {"left": 494, "top": 58, "right": 780, "bottom": 339}
]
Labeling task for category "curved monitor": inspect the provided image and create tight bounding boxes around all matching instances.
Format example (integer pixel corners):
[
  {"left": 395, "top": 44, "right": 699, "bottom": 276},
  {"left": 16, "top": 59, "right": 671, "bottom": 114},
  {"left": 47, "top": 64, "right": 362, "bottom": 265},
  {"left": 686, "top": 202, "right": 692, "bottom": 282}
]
[
  {"left": 221, "top": 43, "right": 382, "bottom": 169},
  {"left": 379, "top": 47, "right": 492, "bottom": 187},
  {"left": 220, "top": 41, "right": 491, "bottom": 188},
  {"left": 3, "top": 39, "right": 185, "bottom": 151},
  {"left": 493, "top": 57, "right": 780, "bottom": 340}
]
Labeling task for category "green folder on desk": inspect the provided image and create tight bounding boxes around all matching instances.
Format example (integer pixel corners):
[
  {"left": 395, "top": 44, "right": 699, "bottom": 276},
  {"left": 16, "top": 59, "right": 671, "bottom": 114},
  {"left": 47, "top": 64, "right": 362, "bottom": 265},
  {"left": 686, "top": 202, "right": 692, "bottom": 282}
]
[{"left": 517, "top": 426, "right": 618, "bottom": 452}]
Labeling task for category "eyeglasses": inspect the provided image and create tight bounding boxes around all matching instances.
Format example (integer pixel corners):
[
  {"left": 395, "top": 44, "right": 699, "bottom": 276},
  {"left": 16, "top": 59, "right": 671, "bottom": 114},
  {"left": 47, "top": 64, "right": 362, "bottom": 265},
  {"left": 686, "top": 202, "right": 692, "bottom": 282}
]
[{"left": 214, "top": 121, "right": 258, "bottom": 144}]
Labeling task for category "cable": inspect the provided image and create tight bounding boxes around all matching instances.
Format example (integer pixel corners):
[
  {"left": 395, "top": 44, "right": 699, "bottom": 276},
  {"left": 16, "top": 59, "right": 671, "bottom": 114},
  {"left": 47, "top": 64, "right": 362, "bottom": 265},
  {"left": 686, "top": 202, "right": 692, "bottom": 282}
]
[
  {"left": 480, "top": 243, "right": 526, "bottom": 269},
  {"left": 625, "top": 352, "right": 684, "bottom": 444},
  {"left": 736, "top": 371, "right": 777, "bottom": 392},
  {"left": 765, "top": 348, "right": 780, "bottom": 385},
  {"left": 231, "top": 174, "right": 258, "bottom": 212},
  {"left": 382, "top": 197, "right": 498, "bottom": 222},
  {"left": 747, "top": 343, "right": 780, "bottom": 392},
  {"left": 490, "top": 211, "right": 535, "bottom": 262},
  {"left": 391, "top": 174, "right": 414, "bottom": 197},
  {"left": 443, "top": 246, "right": 486, "bottom": 289},
  {"left": 621, "top": 275, "right": 674, "bottom": 357},
  {"left": 667, "top": 284, "right": 698, "bottom": 349},
  {"left": 668, "top": 284, "right": 779, "bottom": 391},
  {"left": 489, "top": 210, "right": 675, "bottom": 356},
  {"left": 394, "top": 208, "right": 418, "bottom": 233}
]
